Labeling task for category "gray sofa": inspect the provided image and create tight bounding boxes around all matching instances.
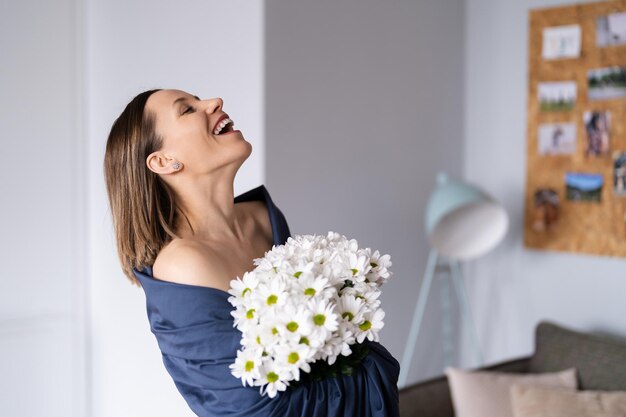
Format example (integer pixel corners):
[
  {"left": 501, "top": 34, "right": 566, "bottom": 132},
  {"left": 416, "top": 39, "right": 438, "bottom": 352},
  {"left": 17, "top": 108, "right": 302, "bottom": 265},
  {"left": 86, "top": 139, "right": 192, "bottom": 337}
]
[{"left": 398, "top": 321, "right": 626, "bottom": 417}]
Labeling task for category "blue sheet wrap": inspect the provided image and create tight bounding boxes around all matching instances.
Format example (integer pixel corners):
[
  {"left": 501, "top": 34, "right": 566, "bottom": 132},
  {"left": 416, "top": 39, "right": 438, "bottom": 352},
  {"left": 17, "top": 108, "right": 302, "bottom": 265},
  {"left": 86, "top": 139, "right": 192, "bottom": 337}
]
[{"left": 133, "top": 184, "right": 400, "bottom": 416}]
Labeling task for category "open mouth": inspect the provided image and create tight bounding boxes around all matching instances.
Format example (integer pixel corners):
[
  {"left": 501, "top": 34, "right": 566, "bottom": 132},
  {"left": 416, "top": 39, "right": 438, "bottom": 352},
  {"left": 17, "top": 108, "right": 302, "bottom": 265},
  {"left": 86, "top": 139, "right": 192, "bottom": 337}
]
[{"left": 213, "top": 117, "right": 235, "bottom": 135}]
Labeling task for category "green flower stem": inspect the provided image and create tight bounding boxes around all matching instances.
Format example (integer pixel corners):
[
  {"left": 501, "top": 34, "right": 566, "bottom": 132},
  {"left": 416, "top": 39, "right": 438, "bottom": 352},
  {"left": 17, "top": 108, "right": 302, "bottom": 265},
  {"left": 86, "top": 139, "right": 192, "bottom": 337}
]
[{"left": 287, "top": 342, "right": 370, "bottom": 389}]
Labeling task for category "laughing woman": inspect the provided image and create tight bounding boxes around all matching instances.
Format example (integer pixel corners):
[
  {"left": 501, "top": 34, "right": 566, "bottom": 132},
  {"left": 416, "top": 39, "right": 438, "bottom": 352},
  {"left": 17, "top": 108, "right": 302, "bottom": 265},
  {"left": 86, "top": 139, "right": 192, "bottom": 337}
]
[{"left": 103, "top": 88, "right": 400, "bottom": 417}]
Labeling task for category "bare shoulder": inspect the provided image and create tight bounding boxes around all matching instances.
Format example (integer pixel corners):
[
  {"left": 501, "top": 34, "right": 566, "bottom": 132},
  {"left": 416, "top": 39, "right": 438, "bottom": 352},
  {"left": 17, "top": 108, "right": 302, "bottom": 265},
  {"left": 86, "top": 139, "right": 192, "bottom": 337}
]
[{"left": 152, "top": 239, "right": 230, "bottom": 291}]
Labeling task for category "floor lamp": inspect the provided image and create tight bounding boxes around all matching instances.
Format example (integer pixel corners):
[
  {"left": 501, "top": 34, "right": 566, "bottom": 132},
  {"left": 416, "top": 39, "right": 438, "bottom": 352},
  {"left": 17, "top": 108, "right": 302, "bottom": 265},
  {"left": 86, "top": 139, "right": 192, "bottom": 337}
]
[{"left": 398, "top": 172, "right": 509, "bottom": 388}]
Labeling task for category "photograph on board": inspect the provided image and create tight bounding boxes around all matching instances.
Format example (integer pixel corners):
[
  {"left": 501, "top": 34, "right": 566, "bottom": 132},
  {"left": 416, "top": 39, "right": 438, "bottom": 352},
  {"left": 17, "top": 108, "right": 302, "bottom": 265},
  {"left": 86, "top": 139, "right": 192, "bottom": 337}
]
[
  {"left": 532, "top": 188, "right": 560, "bottom": 232},
  {"left": 538, "top": 123, "right": 576, "bottom": 155},
  {"left": 614, "top": 152, "right": 626, "bottom": 196},
  {"left": 583, "top": 110, "right": 611, "bottom": 157},
  {"left": 587, "top": 66, "right": 626, "bottom": 100},
  {"left": 597, "top": 11, "right": 626, "bottom": 46},
  {"left": 538, "top": 81, "right": 576, "bottom": 112},
  {"left": 565, "top": 172, "right": 603, "bottom": 202},
  {"left": 542, "top": 24, "right": 581, "bottom": 59}
]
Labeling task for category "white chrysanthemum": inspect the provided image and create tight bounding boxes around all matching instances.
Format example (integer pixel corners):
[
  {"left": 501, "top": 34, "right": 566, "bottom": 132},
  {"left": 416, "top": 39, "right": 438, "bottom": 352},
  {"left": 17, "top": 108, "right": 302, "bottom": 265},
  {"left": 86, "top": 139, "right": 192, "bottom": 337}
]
[
  {"left": 228, "top": 271, "right": 260, "bottom": 307},
  {"left": 347, "top": 251, "right": 372, "bottom": 282},
  {"left": 251, "top": 257, "right": 279, "bottom": 279},
  {"left": 231, "top": 304, "right": 260, "bottom": 333},
  {"left": 276, "top": 302, "right": 314, "bottom": 341},
  {"left": 310, "top": 247, "right": 328, "bottom": 265},
  {"left": 255, "top": 277, "right": 289, "bottom": 309},
  {"left": 273, "top": 342, "right": 314, "bottom": 381},
  {"left": 307, "top": 298, "right": 339, "bottom": 347},
  {"left": 256, "top": 358, "right": 291, "bottom": 398},
  {"left": 336, "top": 294, "right": 366, "bottom": 326},
  {"left": 366, "top": 249, "right": 393, "bottom": 285},
  {"left": 355, "top": 308, "right": 385, "bottom": 343},
  {"left": 240, "top": 322, "right": 265, "bottom": 351},
  {"left": 257, "top": 316, "right": 283, "bottom": 351},
  {"left": 230, "top": 348, "right": 263, "bottom": 387},
  {"left": 359, "top": 287, "right": 382, "bottom": 311},
  {"left": 319, "top": 324, "right": 356, "bottom": 364},
  {"left": 341, "top": 285, "right": 380, "bottom": 310},
  {"left": 284, "top": 260, "right": 316, "bottom": 281},
  {"left": 322, "top": 260, "right": 346, "bottom": 288},
  {"left": 295, "top": 271, "right": 334, "bottom": 300},
  {"left": 352, "top": 280, "right": 380, "bottom": 299}
]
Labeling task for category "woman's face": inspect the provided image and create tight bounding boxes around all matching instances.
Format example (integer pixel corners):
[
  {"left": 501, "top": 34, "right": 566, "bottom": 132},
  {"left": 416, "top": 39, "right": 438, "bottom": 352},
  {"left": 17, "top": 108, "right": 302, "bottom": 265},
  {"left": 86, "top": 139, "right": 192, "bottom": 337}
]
[{"left": 144, "top": 89, "right": 252, "bottom": 177}]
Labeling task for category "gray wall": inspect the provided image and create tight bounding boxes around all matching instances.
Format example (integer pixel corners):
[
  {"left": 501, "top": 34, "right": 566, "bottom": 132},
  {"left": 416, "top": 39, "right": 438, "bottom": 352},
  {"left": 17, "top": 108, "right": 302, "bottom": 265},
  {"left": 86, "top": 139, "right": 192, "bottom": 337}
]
[
  {"left": 463, "top": 0, "right": 626, "bottom": 366},
  {"left": 265, "top": 0, "right": 466, "bottom": 384}
]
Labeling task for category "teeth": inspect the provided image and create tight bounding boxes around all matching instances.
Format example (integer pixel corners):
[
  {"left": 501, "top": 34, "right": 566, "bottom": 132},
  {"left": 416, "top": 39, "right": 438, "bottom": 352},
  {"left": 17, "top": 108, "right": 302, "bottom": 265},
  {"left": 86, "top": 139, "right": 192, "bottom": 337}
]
[{"left": 213, "top": 118, "right": 234, "bottom": 135}]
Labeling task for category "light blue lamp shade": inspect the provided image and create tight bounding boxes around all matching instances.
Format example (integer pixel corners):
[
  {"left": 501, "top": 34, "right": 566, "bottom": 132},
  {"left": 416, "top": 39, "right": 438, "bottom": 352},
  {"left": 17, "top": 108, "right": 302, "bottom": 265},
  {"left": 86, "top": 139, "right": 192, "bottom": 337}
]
[{"left": 425, "top": 172, "right": 509, "bottom": 260}]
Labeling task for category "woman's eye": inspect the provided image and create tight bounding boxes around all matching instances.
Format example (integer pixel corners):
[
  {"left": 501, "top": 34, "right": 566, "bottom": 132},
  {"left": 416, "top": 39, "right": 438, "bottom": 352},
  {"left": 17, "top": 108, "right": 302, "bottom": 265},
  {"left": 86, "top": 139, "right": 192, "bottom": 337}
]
[{"left": 182, "top": 106, "right": 195, "bottom": 115}]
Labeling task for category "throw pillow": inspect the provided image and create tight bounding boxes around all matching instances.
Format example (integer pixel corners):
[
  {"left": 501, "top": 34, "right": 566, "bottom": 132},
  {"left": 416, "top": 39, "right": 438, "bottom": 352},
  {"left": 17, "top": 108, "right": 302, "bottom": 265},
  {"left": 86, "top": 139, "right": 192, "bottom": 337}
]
[
  {"left": 530, "top": 321, "right": 626, "bottom": 390},
  {"left": 510, "top": 384, "right": 626, "bottom": 417},
  {"left": 445, "top": 367, "right": 577, "bottom": 417}
]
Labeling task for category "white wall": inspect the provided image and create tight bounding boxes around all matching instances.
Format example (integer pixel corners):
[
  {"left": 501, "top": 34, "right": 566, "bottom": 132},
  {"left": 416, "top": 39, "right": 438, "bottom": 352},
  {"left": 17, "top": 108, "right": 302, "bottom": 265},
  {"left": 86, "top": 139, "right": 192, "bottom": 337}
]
[
  {"left": 86, "top": 1, "right": 264, "bottom": 415},
  {"left": 463, "top": 0, "right": 626, "bottom": 366},
  {"left": 0, "top": 0, "right": 88, "bottom": 416}
]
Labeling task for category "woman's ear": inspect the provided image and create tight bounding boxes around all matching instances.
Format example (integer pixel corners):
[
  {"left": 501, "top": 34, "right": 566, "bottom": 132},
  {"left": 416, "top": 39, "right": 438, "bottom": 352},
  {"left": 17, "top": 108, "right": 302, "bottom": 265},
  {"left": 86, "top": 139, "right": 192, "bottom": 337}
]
[{"left": 146, "top": 152, "right": 180, "bottom": 174}]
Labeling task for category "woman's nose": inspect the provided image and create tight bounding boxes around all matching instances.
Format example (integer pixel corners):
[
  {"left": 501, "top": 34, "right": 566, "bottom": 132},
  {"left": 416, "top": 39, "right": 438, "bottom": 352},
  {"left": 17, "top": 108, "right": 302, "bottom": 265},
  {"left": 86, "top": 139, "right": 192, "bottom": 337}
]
[{"left": 203, "top": 97, "right": 223, "bottom": 114}]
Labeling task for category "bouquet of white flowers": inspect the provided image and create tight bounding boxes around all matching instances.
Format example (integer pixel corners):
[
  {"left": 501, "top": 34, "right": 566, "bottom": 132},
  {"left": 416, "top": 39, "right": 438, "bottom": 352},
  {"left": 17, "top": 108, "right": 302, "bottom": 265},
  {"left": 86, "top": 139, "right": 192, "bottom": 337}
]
[{"left": 227, "top": 231, "right": 392, "bottom": 398}]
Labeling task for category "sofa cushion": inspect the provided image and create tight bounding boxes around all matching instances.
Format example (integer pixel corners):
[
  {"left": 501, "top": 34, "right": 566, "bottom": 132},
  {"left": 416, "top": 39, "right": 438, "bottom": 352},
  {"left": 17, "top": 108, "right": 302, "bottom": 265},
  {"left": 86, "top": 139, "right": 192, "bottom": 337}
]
[
  {"left": 399, "top": 357, "right": 530, "bottom": 417},
  {"left": 529, "top": 321, "right": 626, "bottom": 390},
  {"left": 510, "top": 384, "right": 626, "bottom": 417},
  {"left": 445, "top": 367, "right": 576, "bottom": 417}
]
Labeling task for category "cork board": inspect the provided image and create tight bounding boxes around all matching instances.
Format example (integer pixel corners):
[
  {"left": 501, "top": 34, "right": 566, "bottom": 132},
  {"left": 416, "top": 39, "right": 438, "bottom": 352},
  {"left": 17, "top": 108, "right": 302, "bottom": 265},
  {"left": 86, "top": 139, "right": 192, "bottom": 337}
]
[{"left": 524, "top": 0, "right": 626, "bottom": 258}]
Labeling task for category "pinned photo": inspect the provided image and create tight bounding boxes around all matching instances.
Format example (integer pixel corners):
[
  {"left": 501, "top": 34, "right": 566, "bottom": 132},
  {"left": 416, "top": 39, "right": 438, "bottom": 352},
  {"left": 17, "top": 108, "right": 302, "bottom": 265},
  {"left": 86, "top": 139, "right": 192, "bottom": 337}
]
[
  {"left": 583, "top": 111, "right": 611, "bottom": 156},
  {"left": 587, "top": 66, "right": 626, "bottom": 100},
  {"left": 565, "top": 172, "right": 603, "bottom": 202},
  {"left": 614, "top": 152, "right": 626, "bottom": 196},
  {"left": 538, "top": 123, "right": 576, "bottom": 155},
  {"left": 542, "top": 24, "right": 581, "bottom": 60},
  {"left": 538, "top": 81, "right": 576, "bottom": 112},
  {"left": 532, "top": 188, "right": 560, "bottom": 232},
  {"left": 596, "top": 11, "right": 626, "bottom": 46}
]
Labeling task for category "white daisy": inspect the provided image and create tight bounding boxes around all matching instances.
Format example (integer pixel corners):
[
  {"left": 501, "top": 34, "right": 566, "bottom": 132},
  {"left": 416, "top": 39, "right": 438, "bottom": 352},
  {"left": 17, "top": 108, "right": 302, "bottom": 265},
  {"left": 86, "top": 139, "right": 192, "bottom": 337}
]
[
  {"left": 228, "top": 271, "right": 259, "bottom": 307},
  {"left": 347, "top": 252, "right": 371, "bottom": 283},
  {"left": 273, "top": 342, "right": 314, "bottom": 381},
  {"left": 257, "top": 316, "right": 282, "bottom": 351},
  {"left": 231, "top": 305, "right": 260, "bottom": 333},
  {"left": 321, "top": 324, "right": 356, "bottom": 365},
  {"left": 229, "top": 348, "right": 262, "bottom": 387},
  {"left": 256, "top": 358, "right": 291, "bottom": 398},
  {"left": 307, "top": 298, "right": 339, "bottom": 347},
  {"left": 255, "top": 277, "right": 289, "bottom": 310},
  {"left": 336, "top": 294, "right": 366, "bottom": 327},
  {"left": 276, "top": 302, "right": 313, "bottom": 342},
  {"left": 295, "top": 271, "right": 334, "bottom": 300},
  {"left": 367, "top": 250, "right": 393, "bottom": 285},
  {"left": 356, "top": 308, "right": 385, "bottom": 343}
]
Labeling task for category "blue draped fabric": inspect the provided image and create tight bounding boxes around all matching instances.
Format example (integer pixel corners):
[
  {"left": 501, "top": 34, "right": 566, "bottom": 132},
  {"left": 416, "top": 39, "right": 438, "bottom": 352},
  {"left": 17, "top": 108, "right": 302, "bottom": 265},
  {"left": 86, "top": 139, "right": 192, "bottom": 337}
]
[{"left": 132, "top": 184, "right": 400, "bottom": 417}]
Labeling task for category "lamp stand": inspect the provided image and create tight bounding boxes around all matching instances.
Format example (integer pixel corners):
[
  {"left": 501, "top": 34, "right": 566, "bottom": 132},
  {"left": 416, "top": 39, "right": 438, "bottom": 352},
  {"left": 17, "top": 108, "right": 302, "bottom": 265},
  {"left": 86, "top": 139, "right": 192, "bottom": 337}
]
[{"left": 398, "top": 249, "right": 484, "bottom": 388}]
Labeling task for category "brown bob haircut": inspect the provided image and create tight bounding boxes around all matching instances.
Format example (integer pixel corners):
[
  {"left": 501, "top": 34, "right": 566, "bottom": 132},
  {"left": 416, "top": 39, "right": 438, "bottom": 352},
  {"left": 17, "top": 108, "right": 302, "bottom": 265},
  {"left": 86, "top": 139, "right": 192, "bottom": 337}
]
[{"left": 103, "top": 88, "right": 185, "bottom": 287}]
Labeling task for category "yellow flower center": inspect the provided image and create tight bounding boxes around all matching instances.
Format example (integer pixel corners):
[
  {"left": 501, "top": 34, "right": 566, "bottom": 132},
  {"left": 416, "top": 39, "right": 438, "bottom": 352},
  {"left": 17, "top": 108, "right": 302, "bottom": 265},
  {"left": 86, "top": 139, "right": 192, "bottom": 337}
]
[
  {"left": 359, "top": 320, "right": 372, "bottom": 331},
  {"left": 313, "top": 314, "right": 326, "bottom": 326}
]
